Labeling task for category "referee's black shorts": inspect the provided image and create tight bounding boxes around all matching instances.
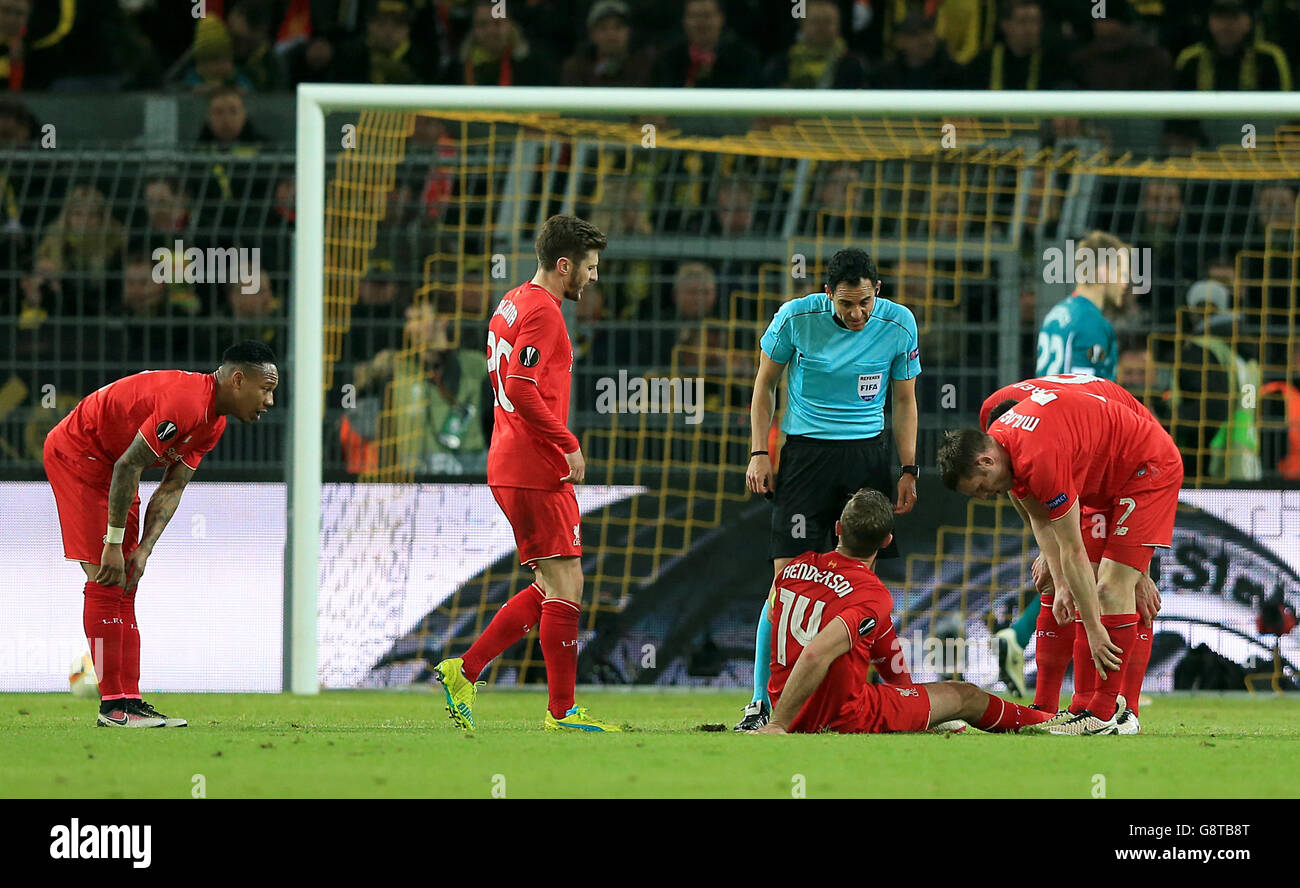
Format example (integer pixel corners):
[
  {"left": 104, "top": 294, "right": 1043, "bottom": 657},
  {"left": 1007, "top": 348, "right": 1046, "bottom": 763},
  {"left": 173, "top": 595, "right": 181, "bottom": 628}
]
[{"left": 768, "top": 433, "right": 899, "bottom": 561}]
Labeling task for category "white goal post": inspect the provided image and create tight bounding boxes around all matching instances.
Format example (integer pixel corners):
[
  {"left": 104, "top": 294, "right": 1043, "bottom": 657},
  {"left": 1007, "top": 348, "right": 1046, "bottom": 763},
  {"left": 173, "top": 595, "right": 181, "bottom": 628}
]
[{"left": 290, "top": 85, "right": 1300, "bottom": 694}]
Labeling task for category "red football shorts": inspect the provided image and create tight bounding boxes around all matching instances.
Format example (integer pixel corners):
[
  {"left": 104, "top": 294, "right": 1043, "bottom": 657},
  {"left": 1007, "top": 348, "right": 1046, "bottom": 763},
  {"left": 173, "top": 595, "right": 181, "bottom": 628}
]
[
  {"left": 845, "top": 683, "right": 932, "bottom": 734},
  {"left": 490, "top": 484, "right": 581, "bottom": 568},
  {"left": 43, "top": 432, "right": 140, "bottom": 564},
  {"left": 1088, "top": 451, "right": 1184, "bottom": 573},
  {"left": 1080, "top": 507, "right": 1107, "bottom": 564}
]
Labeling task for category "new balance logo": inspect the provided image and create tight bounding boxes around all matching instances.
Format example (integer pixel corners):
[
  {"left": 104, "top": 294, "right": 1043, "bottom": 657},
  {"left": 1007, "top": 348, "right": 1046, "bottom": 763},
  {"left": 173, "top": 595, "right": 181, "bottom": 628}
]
[
  {"left": 49, "top": 818, "right": 151, "bottom": 868},
  {"left": 893, "top": 687, "right": 920, "bottom": 697}
]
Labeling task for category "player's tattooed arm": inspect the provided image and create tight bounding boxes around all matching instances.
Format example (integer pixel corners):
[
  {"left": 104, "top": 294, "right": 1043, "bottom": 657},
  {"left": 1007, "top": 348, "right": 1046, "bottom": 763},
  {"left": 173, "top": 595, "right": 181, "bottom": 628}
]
[
  {"left": 137, "top": 461, "right": 195, "bottom": 554},
  {"left": 107, "top": 432, "right": 158, "bottom": 529}
]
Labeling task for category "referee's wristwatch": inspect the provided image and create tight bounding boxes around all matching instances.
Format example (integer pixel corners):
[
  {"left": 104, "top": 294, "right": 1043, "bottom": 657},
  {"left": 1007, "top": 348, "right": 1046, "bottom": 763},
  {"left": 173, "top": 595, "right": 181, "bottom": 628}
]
[{"left": 900, "top": 465, "right": 920, "bottom": 478}]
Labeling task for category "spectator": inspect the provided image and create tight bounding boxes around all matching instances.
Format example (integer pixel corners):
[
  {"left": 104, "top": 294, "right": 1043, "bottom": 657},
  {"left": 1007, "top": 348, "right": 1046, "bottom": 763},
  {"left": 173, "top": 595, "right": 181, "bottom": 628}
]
[
  {"left": 1069, "top": 0, "right": 1172, "bottom": 90},
  {"left": 1254, "top": 183, "right": 1296, "bottom": 239},
  {"left": 180, "top": 16, "right": 257, "bottom": 94},
  {"left": 226, "top": 0, "right": 291, "bottom": 91},
  {"left": 224, "top": 267, "right": 284, "bottom": 358},
  {"left": 764, "top": 0, "right": 868, "bottom": 89},
  {"left": 1175, "top": 0, "right": 1291, "bottom": 91},
  {"left": 588, "top": 175, "right": 654, "bottom": 237},
  {"left": 560, "top": 1, "right": 654, "bottom": 88},
  {"left": 0, "top": 0, "right": 32, "bottom": 91},
  {"left": 703, "top": 179, "right": 757, "bottom": 237},
  {"left": 876, "top": 0, "right": 993, "bottom": 67},
  {"left": 1168, "top": 277, "right": 1262, "bottom": 480},
  {"left": 873, "top": 8, "right": 965, "bottom": 90},
  {"left": 1116, "top": 344, "right": 1169, "bottom": 421},
  {"left": 108, "top": 256, "right": 194, "bottom": 366},
  {"left": 653, "top": 261, "right": 720, "bottom": 370},
  {"left": 197, "top": 85, "right": 267, "bottom": 147},
  {"left": 799, "top": 161, "right": 867, "bottom": 237},
  {"left": 1138, "top": 179, "right": 1185, "bottom": 236},
  {"left": 24, "top": 185, "right": 126, "bottom": 315},
  {"left": 385, "top": 300, "right": 492, "bottom": 475},
  {"left": 652, "top": 0, "right": 761, "bottom": 88},
  {"left": 142, "top": 241, "right": 203, "bottom": 320},
  {"left": 453, "top": 0, "right": 553, "bottom": 86},
  {"left": 965, "top": 0, "right": 1072, "bottom": 90},
  {"left": 330, "top": 0, "right": 443, "bottom": 85},
  {"left": 132, "top": 175, "right": 194, "bottom": 254}
]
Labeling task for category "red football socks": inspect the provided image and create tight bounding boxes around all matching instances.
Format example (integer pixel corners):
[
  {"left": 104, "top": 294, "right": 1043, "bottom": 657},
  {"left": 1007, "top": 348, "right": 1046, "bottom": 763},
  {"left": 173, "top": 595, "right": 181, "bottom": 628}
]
[
  {"left": 120, "top": 591, "right": 141, "bottom": 699},
  {"left": 1070, "top": 618, "right": 1096, "bottom": 713},
  {"left": 83, "top": 581, "right": 124, "bottom": 700},
  {"left": 869, "top": 619, "right": 912, "bottom": 684},
  {"left": 461, "top": 582, "right": 545, "bottom": 682},
  {"left": 1087, "top": 614, "right": 1138, "bottom": 721},
  {"left": 539, "top": 597, "right": 580, "bottom": 719},
  {"left": 1031, "top": 593, "right": 1075, "bottom": 711},
  {"left": 974, "top": 694, "right": 1055, "bottom": 732},
  {"left": 1121, "top": 622, "right": 1155, "bottom": 717}
]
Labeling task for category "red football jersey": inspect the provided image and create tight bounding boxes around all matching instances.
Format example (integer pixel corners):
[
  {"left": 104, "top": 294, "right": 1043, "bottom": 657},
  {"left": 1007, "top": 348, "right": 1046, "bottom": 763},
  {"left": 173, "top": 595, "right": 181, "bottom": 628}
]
[
  {"left": 987, "top": 385, "right": 1173, "bottom": 520},
  {"left": 50, "top": 370, "right": 227, "bottom": 481},
  {"left": 979, "top": 374, "right": 1148, "bottom": 430},
  {"left": 767, "top": 550, "right": 895, "bottom": 733},
  {"left": 485, "top": 282, "right": 580, "bottom": 490}
]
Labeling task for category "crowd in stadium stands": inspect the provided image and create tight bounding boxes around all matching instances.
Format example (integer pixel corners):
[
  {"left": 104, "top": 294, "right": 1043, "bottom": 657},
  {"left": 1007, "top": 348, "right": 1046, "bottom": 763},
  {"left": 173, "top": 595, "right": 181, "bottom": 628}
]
[{"left": 0, "top": 0, "right": 1295, "bottom": 95}]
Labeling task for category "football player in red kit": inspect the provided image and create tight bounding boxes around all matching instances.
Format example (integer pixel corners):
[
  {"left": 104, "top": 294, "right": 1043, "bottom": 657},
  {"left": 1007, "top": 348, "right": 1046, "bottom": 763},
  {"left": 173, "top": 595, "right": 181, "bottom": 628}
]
[
  {"left": 43, "top": 341, "right": 278, "bottom": 728},
  {"left": 939, "top": 376, "right": 1183, "bottom": 735},
  {"left": 753, "top": 489, "right": 1053, "bottom": 736},
  {"left": 979, "top": 375, "right": 1161, "bottom": 734},
  {"left": 434, "top": 215, "right": 621, "bottom": 732}
]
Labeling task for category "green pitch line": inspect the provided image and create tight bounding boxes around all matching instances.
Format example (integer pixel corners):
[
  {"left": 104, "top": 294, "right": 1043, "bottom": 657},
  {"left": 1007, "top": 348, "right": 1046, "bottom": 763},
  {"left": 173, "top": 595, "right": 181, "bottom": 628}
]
[{"left": 1, "top": 691, "right": 1296, "bottom": 799}]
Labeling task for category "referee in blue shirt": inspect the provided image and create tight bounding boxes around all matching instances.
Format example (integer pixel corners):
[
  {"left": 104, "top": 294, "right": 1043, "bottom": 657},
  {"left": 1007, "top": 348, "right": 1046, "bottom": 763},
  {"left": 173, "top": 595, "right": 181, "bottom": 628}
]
[{"left": 736, "top": 248, "right": 921, "bottom": 730}]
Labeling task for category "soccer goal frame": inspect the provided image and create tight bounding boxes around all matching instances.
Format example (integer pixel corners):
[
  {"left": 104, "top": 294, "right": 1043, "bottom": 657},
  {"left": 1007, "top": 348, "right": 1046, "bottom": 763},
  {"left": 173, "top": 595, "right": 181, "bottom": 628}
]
[{"left": 289, "top": 85, "right": 1300, "bottom": 694}]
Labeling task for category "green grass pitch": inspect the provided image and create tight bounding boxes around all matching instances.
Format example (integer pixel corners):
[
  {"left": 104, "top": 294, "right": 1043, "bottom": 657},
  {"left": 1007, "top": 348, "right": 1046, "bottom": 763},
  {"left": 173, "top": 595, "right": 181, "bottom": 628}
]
[{"left": 2, "top": 691, "right": 1296, "bottom": 799}]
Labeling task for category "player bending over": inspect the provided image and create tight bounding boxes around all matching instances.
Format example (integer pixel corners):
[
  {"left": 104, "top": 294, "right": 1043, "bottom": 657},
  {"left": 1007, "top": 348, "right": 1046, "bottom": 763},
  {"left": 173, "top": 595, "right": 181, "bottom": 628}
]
[
  {"left": 753, "top": 489, "right": 1054, "bottom": 736},
  {"left": 980, "top": 375, "right": 1160, "bottom": 734},
  {"left": 998, "top": 231, "right": 1131, "bottom": 690},
  {"left": 435, "top": 215, "right": 620, "bottom": 732},
  {"left": 938, "top": 374, "right": 1183, "bottom": 735},
  {"left": 43, "top": 341, "right": 279, "bottom": 728}
]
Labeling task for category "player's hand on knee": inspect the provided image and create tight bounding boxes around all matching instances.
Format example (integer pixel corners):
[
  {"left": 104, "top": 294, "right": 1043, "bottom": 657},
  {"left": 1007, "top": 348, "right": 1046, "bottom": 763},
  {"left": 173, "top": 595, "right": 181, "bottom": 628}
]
[
  {"left": 125, "top": 548, "right": 149, "bottom": 592},
  {"left": 1137, "top": 575, "right": 1161, "bottom": 626},
  {"left": 1052, "top": 592, "right": 1074, "bottom": 626},
  {"left": 1032, "top": 553, "right": 1053, "bottom": 596},
  {"left": 96, "top": 543, "right": 126, "bottom": 587},
  {"left": 1085, "top": 623, "right": 1123, "bottom": 679},
  {"left": 561, "top": 448, "right": 585, "bottom": 484},
  {"left": 746, "top": 454, "right": 773, "bottom": 494}
]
